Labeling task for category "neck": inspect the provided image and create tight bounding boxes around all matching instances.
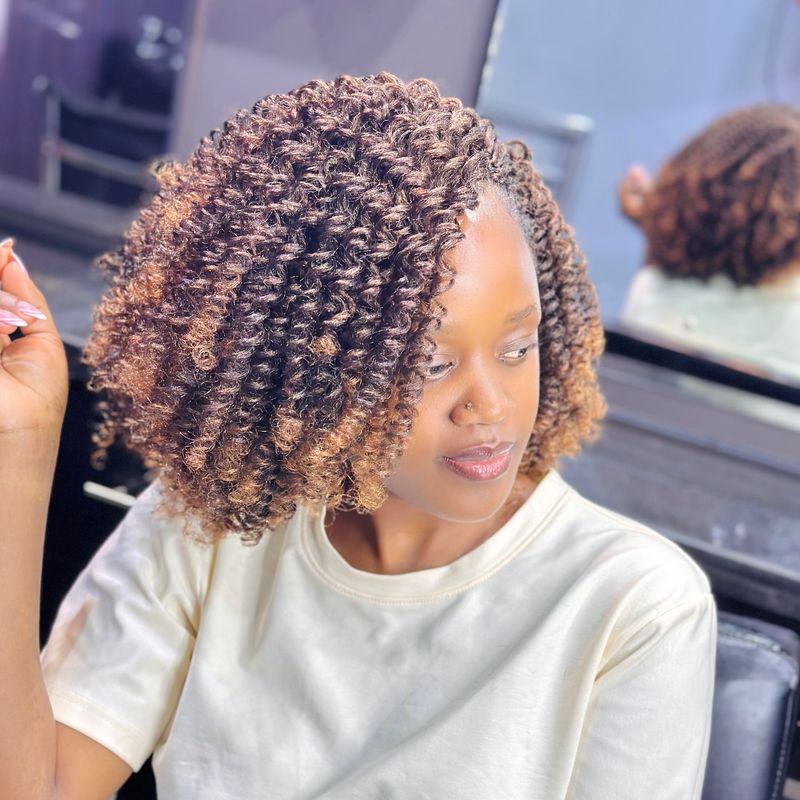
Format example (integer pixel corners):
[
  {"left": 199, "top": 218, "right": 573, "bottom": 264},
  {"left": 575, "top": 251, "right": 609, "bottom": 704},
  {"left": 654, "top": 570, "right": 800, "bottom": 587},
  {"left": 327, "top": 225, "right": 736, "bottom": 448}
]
[{"left": 325, "top": 476, "right": 536, "bottom": 574}]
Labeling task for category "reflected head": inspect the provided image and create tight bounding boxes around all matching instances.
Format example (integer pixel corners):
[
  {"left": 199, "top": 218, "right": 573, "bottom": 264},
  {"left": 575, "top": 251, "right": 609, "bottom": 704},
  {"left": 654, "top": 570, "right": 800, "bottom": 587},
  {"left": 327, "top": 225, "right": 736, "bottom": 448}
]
[{"left": 642, "top": 104, "right": 800, "bottom": 286}]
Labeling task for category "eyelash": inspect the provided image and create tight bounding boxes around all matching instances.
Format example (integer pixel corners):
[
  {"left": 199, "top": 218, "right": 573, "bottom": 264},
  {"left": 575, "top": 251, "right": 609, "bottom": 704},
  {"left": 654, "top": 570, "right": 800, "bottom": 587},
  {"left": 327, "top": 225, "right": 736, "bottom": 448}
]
[{"left": 425, "top": 341, "right": 538, "bottom": 380}]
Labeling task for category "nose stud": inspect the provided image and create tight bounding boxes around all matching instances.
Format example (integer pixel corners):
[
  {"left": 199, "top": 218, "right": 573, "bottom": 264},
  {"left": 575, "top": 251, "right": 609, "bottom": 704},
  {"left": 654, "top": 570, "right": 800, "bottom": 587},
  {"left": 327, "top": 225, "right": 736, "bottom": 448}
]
[{"left": 464, "top": 402, "right": 473, "bottom": 411}]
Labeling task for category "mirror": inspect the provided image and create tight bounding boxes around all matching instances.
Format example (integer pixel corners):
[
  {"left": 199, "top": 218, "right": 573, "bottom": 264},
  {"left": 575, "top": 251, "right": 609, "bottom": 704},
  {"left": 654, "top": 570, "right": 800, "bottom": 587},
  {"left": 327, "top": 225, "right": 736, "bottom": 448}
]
[{"left": 477, "top": 0, "right": 800, "bottom": 405}]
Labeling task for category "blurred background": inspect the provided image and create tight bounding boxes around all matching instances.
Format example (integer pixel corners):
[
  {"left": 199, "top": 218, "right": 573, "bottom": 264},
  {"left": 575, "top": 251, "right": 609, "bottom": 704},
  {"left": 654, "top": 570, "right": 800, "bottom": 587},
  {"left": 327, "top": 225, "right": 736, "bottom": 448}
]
[{"left": 1, "top": 1, "right": 800, "bottom": 797}]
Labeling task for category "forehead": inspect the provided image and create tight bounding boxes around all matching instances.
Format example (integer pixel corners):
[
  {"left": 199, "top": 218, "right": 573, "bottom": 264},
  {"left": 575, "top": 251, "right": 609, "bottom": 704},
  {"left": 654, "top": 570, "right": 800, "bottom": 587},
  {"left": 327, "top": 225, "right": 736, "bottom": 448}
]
[{"left": 438, "top": 189, "right": 539, "bottom": 328}]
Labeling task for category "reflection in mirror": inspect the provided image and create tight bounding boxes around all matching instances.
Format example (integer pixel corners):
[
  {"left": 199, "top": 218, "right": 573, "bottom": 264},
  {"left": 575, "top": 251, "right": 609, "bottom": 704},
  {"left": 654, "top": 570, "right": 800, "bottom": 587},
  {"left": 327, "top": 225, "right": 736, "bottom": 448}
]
[
  {"left": 617, "top": 105, "right": 800, "bottom": 387},
  {"left": 477, "top": 0, "right": 800, "bottom": 399}
]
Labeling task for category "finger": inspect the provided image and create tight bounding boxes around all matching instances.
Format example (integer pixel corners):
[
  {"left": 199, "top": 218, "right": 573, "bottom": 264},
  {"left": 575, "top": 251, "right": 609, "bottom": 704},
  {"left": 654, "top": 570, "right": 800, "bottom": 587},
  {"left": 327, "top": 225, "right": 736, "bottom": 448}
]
[
  {"left": 618, "top": 166, "right": 651, "bottom": 224},
  {"left": 0, "top": 250, "right": 58, "bottom": 336},
  {"left": 0, "top": 288, "right": 48, "bottom": 321},
  {"left": 0, "top": 281, "right": 28, "bottom": 329},
  {"left": 0, "top": 322, "right": 19, "bottom": 338},
  {"left": 0, "top": 238, "right": 15, "bottom": 274},
  {"left": 623, "top": 164, "right": 651, "bottom": 192}
]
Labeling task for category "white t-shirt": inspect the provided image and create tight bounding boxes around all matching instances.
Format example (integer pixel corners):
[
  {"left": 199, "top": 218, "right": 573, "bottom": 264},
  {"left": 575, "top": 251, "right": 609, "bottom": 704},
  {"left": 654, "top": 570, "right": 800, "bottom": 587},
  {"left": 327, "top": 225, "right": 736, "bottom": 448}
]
[
  {"left": 621, "top": 265, "right": 800, "bottom": 381},
  {"left": 41, "top": 470, "right": 716, "bottom": 799}
]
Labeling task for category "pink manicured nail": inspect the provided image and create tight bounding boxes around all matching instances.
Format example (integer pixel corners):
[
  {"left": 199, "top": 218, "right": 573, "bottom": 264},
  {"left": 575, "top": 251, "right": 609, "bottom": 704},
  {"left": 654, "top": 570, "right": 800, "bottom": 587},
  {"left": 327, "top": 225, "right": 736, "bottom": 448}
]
[
  {"left": 0, "top": 309, "right": 27, "bottom": 327},
  {"left": 17, "top": 300, "right": 47, "bottom": 320}
]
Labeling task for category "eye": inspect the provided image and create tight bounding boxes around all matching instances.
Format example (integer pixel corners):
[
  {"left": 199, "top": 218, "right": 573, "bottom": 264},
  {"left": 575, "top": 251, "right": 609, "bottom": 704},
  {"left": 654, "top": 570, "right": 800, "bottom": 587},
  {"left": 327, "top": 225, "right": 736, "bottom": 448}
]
[
  {"left": 425, "top": 361, "right": 455, "bottom": 381},
  {"left": 502, "top": 347, "right": 529, "bottom": 363},
  {"left": 501, "top": 337, "right": 539, "bottom": 364}
]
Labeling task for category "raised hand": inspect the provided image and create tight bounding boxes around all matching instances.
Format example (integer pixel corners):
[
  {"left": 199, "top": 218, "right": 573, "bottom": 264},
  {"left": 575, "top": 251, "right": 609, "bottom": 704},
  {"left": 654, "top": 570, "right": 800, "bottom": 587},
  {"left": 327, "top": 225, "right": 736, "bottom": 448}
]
[
  {"left": 0, "top": 239, "right": 68, "bottom": 441},
  {"left": 617, "top": 163, "right": 652, "bottom": 225}
]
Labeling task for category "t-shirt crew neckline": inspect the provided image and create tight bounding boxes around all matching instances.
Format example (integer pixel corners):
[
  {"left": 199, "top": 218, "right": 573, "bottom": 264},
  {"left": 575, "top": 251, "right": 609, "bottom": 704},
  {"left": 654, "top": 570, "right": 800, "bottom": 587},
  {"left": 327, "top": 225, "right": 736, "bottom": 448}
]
[{"left": 300, "top": 469, "right": 570, "bottom": 604}]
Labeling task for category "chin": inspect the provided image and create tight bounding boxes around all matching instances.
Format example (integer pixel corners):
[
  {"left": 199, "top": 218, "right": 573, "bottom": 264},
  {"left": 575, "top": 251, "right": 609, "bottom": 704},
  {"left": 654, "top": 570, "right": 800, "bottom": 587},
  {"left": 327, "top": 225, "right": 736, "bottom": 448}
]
[{"left": 427, "top": 472, "right": 518, "bottom": 523}]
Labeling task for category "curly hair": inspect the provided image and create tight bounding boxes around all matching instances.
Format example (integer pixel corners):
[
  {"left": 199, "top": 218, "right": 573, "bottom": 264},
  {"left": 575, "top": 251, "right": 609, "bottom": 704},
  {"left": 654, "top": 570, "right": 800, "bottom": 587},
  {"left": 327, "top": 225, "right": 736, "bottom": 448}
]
[
  {"left": 642, "top": 104, "right": 800, "bottom": 286},
  {"left": 83, "top": 72, "right": 605, "bottom": 543}
]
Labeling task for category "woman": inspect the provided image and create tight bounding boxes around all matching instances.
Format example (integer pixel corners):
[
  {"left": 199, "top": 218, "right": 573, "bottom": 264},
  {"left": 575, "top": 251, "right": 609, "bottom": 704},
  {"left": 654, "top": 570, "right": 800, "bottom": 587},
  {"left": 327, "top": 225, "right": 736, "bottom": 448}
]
[{"left": 0, "top": 73, "right": 715, "bottom": 798}]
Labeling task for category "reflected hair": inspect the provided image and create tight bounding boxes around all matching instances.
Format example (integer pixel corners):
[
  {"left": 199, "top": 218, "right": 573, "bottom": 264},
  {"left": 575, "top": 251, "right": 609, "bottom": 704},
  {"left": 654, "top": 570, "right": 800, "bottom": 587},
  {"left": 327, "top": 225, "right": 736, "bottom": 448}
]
[
  {"left": 643, "top": 104, "right": 800, "bottom": 286},
  {"left": 84, "top": 72, "right": 605, "bottom": 543}
]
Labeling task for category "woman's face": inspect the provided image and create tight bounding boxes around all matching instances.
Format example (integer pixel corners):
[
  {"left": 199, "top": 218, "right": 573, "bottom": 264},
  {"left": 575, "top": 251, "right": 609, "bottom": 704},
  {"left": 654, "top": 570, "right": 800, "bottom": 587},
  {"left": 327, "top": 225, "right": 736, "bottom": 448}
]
[{"left": 383, "top": 187, "right": 541, "bottom": 523}]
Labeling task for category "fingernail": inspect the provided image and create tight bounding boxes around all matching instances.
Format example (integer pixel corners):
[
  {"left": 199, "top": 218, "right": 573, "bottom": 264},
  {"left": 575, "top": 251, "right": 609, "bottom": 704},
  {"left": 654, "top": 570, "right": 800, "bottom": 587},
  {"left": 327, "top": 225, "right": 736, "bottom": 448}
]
[
  {"left": 0, "top": 309, "right": 28, "bottom": 327},
  {"left": 0, "top": 237, "right": 15, "bottom": 248},
  {"left": 11, "top": 250, "right": 27, "bottom": 275},
  {"left": 17, "top": 300, "right": 47, "bottom": 320}
]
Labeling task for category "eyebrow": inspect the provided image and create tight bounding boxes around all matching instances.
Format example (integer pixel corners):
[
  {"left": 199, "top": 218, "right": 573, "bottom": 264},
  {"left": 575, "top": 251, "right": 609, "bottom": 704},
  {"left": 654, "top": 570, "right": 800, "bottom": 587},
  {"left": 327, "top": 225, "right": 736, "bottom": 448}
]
[
  {"left": 438, "top": 302, "right": 540, "bottom": 332},
  {"left": 506, "top": 303, "right": 540, "bottom": 324}
]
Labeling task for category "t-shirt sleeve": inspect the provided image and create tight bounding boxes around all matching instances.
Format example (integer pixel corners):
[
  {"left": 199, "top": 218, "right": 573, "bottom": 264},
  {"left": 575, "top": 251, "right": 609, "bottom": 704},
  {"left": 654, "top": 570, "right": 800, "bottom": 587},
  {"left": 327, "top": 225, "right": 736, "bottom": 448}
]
[
  {"left": 40, "top": 481, "right": 212, "bottom": 771},
  {"left": 565, "top": 589, "right": 717, "bottom": 800}
]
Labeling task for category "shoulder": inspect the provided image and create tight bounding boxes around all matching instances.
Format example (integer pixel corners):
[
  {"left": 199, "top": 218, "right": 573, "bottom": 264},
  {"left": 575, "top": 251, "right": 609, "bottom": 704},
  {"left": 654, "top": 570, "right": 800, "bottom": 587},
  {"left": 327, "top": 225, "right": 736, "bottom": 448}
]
[
  {"left": 544, "top": 473, "right": 712, "bottom": 628},
  {"left": 105, "top": 478, "right": 206, "bottom": 555},
  {"left": 81, "top": 478, "right": 223, "bottom": 609},
  {"left": 621, "top": 266, "right": 671, "bottom": 322},
  {"left": 624, "top": 265, "right": 668, "bottom": 300},
  {"left": 116, "top": 479, "right": 302, "bottom": 589}
]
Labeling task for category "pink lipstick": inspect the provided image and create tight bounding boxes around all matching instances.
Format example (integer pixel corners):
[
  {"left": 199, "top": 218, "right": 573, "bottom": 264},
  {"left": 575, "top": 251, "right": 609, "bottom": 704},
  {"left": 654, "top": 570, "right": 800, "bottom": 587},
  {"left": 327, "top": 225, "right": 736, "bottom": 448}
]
[{"left": 441, "top": 442, "right": 515, "bottom": 481}]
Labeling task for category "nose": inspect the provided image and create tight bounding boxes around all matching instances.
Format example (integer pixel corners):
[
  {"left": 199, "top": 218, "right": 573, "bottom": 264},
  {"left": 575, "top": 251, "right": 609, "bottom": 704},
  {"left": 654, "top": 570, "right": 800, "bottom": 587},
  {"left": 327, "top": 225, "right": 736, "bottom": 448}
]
[{"left": 449, "top": 361, "right": 510, "bottom": 426}]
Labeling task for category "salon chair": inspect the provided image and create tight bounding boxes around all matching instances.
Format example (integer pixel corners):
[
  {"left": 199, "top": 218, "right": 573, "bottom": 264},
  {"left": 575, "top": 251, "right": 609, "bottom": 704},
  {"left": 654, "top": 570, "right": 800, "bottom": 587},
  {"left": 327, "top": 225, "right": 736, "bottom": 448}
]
[
  {"left": 702, "top": 611, "right": 800, "bottom": 800},
  {"left": 37, "top": 79, "right": 169, "bottom": 207}
]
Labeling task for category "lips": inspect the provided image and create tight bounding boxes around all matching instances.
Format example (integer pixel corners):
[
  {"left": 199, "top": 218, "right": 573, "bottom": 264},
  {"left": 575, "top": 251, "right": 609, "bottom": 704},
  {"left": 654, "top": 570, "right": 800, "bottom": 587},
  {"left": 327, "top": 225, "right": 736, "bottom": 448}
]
[
  {"left": 441, "top": 441, "right": 515, "bottom": 481},
  {"left": 446, "top": 441, "right": 515, "bottom": 461}
]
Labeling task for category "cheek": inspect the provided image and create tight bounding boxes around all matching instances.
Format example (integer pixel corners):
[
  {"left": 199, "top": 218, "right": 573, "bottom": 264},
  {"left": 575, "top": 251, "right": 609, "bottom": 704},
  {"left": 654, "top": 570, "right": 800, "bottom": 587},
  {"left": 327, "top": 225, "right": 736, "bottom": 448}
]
[
  {"left": 386, "top": 390, "right": 446, "bottom": 479},
  {"left": 402, "top": 391, "right": 444, "bottom": 453},
  {"left": 516, "top": 355, "right": 541, "bottom": 409}
]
